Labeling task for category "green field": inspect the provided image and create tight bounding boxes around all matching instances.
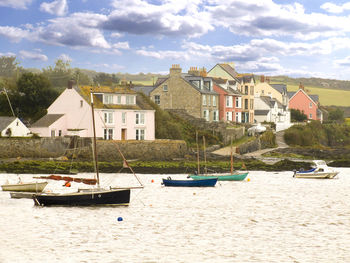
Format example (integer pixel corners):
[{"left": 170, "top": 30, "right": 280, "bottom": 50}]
[
  {"left": 346, "top": 118, "right": 350, "bottom": 126},
  {"left": 283, "top": 84, "right": 350, "bottom": 106}
]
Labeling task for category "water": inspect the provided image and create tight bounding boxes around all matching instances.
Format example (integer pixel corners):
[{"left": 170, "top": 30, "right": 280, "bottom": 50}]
[{"left": 0, "top": 169, "right": 350, "bottom": 263}]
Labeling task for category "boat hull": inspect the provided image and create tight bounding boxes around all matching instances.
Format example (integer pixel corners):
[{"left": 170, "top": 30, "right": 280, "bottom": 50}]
[
  {"left": 189, "top": 172, "right": 248, "bottom": 181},
  {"left": 294, "top": 172, "right": 338, "bottom": 179},
  {"left": 162, "top": 178, "right": 217, "bottom": 187},
  {"left": 1, "top": 182, "right": 48, "bottom": 192},
  {"left": 33, "top": 189, "right": 131, "bottom": 206}
]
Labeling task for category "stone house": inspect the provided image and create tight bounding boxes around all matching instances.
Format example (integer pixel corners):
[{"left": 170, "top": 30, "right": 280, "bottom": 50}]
[
  {"left": 30, "top": 82, "right": 155, "bottom": 140},
  {"left": 150, "top": 65, "right": 219, "bottom": 122}
]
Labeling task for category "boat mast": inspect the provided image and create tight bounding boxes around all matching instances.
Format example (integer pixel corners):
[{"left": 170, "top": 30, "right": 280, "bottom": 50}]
[
  {"left": 2, "top": 88, "right": 16, "bottom": 117},
  {"left": 196, "top": 131, "right": 200, "bottom": 175},
  {"left": 203, "top": 136, "right": 207, "bottom": 174},
  {"left": 90, "top": 89, "right": 100, "bottom": 188},
  {"left": 230, "top": 138, "right": 234, "bottom": 174}
]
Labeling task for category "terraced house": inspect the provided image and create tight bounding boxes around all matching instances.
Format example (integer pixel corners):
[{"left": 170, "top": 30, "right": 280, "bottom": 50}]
[
  {"left": 208, "top": 63, "right": 255, "bottom": 123},
  {"left": 150, "top": 65, "right": 219, "bottom": 122},
  {"left": 30, "top": 82, "right": 155, "bottom": 140}
]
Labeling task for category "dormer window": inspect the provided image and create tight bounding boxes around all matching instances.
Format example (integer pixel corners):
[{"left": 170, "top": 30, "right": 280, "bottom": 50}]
[
  {"left": 163, "top": 85, "right": 168, "bottom": 92},
  {"left": 126, "top": 95, "right": 135, "bottom": 105},
  {"left": 103, "top": 94, "right": 113, "bottom": 104},
  {"left": 117, "top": 95, "right": 121, "bottom": 104}
]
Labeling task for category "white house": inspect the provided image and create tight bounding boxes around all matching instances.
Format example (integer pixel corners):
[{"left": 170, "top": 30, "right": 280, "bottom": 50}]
[
  {"left": 0, "top": 116, "right": 31, "bottom": 137},
  {"left": 30, "top": 83, "right": 156, "bottom": 140},
  {"left": 254, "top": 96, "right": 291, "bottom": 131}
]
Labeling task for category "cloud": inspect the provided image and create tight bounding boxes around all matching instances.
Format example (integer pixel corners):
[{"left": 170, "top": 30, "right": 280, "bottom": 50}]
[
  {"left": 101, "top": 0, "right": 213, "bottom": 37},
  {"left": 19, "top": 50, "right": 48, "bottom": 61},
  {"left": 112, "top": 42, "right": 130, "bottom": 49},
  {"left": 0, "top": 26, "right": 30, "bottom": 42},
  {"left": 0, "top": 0, "right": 32, "bottom": 9},
  {"left": 110, "top": 32, "right": 123, "bottom": 38},
  {"left": 321, "top": 2, "right": 350, "bottom": 14},
  {"left": 334, "top": 56, "right": 350, "bottom": 67},
  {"left": 58, "top": 53, "right": 72, "bottom": 61},
  {"left": 136, "top": 49, "right": 190, "bottom": 60},
  {"left": 40, "top": 0, "right": 68, "bottom": 16},
  {"left": 0, "top": 52, "right": 16, "bottom": 57}
]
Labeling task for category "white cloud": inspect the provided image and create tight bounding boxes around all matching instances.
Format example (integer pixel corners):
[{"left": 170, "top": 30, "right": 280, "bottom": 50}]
[
  {"left": 0, "top": 52, "right": 16, "bottom": 57},
  {"left": 136, "top": 49, "right": 190, "bottom": 60},
  {"left": 0, "top": 26, "right": 30, "bottom": 42},
  {"left": 110, "top": 32, "right": 123, "bottom": 38},
  {"left": 19, "top": 50, "right": 48, "bottom": 61},
  {"left": 40, "top": 0, "right": 68, "bottom": 16},
  {"left": 112, "top": 42, "right": 130, "bottom": 49},
  {"left": 321, "top": 2, "right": 350, "bottom": 13},
  {"left": 58, "top": 53, "right": 72, "bottom": 61},
  {"left": 0, "top": 0, "right": 32, "bottom": 9},
  {"left": 334, "top": 56, "right": 350, "bottom": 67}
]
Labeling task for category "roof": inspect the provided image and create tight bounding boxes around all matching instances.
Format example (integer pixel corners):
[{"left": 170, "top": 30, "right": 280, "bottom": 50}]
[
  {"left": 212, "top": 77, "right": 228, "bottom": 85},
  {"left": 236, "top": 74, "right": 255, "bottom": 84},
  {"left": 309, "top": 95, "right": 319, "bottom": 103},
  {"left": 287, "top": 91, "right": 295, "bottom": 99},
  {"left": 218, "top": 63, "right": 238, "bottom": 78},
  {"left": 31, "top": 114, "right": 64, "bottom": 128},
  {"left": 288, "top": 89, "right": 319, "bottom": 104},
  {"left": 259, "top": 96, "right": 284, "bottom": 109},
  {"left": 133, "top": 85, "right": 156, "bottom": 96},
  {"left": 74, "top": 85, "right": 152, "bottom": 111},
  {"left": 254, "top": 110, "right": 270, "bottom": 115},
  {"left": 270, "top": 84, "right": 287, "bottom": 94},
  {"left": 0, "top": 116, "right": 16, "bottom": 131}
]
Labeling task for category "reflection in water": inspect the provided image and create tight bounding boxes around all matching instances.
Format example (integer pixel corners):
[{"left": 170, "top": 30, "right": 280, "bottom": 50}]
[{"left": 0, "top": 169, "right": 350, "bottom": 263}]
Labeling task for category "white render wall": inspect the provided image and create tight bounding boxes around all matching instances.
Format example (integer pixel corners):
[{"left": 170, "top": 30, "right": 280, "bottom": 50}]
[{"left": 1, "top": 118, "right": 31, "bottom": 137}]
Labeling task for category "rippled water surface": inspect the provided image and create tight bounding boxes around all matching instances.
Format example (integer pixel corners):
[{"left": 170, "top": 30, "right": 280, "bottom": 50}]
[{"left": 1, "top": 169, "right": 350, "bottom": 263}]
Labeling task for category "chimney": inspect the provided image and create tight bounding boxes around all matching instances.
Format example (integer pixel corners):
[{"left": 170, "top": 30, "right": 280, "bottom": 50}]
[
  {"left": 169, "top": 64, "right": 182, "bottom": 76},
  {"left": 68, "top": 79, "right": 75, "bottom": 89},
  {"left": 260, "top": 75, "right": 265, "bottom": 83},
  {"left": 266, "top": 77, "right": 270, "bottom": 83},
  {"left": 199, "top": 67, "right": 207, "bottom": 77},
  {"left": 188, "top": 66, "right": 200, "bottom": 76},
  {"left": 299, "top": 82, "right": 304, "bottom": 90}
]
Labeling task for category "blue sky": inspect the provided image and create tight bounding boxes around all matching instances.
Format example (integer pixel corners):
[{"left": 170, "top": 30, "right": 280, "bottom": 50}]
[{"left": 1, "top": 0, "right": 350, "bottom": 79}]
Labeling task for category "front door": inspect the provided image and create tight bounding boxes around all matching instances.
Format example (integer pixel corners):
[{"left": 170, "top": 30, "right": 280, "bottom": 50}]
[{"left": 121, "top": 129, "right": 126, "bottom": 140}]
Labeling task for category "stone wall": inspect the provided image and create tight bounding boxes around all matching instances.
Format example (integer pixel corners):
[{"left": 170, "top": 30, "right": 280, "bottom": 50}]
[{"left": 0, "top": 137, "right": 188, "bottom": 161}]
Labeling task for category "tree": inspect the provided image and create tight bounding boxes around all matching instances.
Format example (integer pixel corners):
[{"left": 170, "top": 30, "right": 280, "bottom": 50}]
[
  {"left": 72, "top": 69, "right": 92, "bottom": 85},
  {"left": 42, "top": 59, "right": 73, "bottom": 88},
  {"left": 291, "top": 109, "right": 307, "bottom": 122},
  {"left": 93, "top": 72, "right": 120, "bottom": 86},
  {"left": 0, "top": 56, "right": 19, "bottom": 78},
  {"left": 328, "top": 108, "right": 344, "bottom": 123},
  {"left": 16, "top": 72, "right": 59, "bottom": 121}
]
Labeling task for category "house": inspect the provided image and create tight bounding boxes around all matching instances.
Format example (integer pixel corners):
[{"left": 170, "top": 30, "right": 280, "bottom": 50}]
[
  {"left": 30, "top": 82, "right": 155, "bottom": 140},
  {"left": 208, "top": 63, "right": 255, "bottom": 123},
  {"left": 0, "top": 116, "right": 31, "bottom": 137},
  {"left": 288, "top": 87, "right": 323, "bottom": 122},
  {"left": 254, "top": 96, "right": 291, "bottom": 131},
  {"left": 150, "top": 65, "right": 219, "bottom": 122},
  {"left": 212, "top": 77, "right": 242, "bottom": 122},
  {"left": 255, "top": 76, "right": 288, "bottom": 106}
]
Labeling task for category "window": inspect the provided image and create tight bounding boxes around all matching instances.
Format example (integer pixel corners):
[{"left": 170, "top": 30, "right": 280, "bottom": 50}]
[
  {"left": 203, "top": 95, "right": 207, "bottom": 106},
  {"left": 80, "top": 100, "right": 83, "bottom": 107},
  {"left": 126, "top": 95, "right": 135, "bottom": 105},
  {"left": 104, "top": 94, "right": 113, "bottom": 104},
  {"left": 236, "top": 112, "right": 240, "bottom": 122},
  {"left": 104, "top": 112, "right": 114, "bottom": 124},
  {"left": 136, "top": 112, "right": 145, "bottom": 125},
  {"left": 245, "top": 86, "right": 248, "bottom": 95},
  {"left": 250, "top": 99, "right": 254, "bottom": 110},
  {"left": 213, "top": 110, "right": 218, "bottom": 121},
  {"left": 309, "top": 102, "right": 312, "bottom": 108},
  {"left": 235, "top": 97, "right": 241, "bottom": 108},
  {"left": 250, "top": 86, "right": 254, "bottom": 95},
  {"left": 154, "top": 95, "right": 160, "bottom": 105},
  {"left": 59, "top": 130, "right": 62, "bottom": 137},
  {"left": 203, "top": 110, "right": 209, "bottom": 121},
  {"left": 122, "top": 112, "right": 126, "bottom": 124},
  {"left": 163, "top": 85, "right": 168, "bottom": 92},
  {"left": 208, "top": 95, "right": 211, "bottom": 106},
  {"left": 226, "top": 96, "right": 233, "bottom": 107},
  {"left": 213, "top": 96, "right": 217, "bottom": 106},
  {"left": 244, "top": 99, "right": 248, "bottom": 110},
  {"left": 117, "top": 95, "right": 121, "bottom": 104},
  {"left": 136, "top": 129, "right": 145, "bottom": 140},
  {"left": 51, "top": 130, "right": 55, "bottom": 138},
  {"left": 226, "top": 112, "right": 231, "bottom": 121},
  {"left": 262, "top": 90, "right": 264, "bottom": 95},
  {"left": 309, "top": 113, "right": 312, "bottom": 119},
  {"left": 104, "top": 128, "right": 114, "bottom": 140}
]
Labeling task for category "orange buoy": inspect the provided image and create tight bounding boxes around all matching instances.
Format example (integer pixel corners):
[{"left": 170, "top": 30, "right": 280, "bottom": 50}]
[{"left": 151, "top": 179, "right": 154, "bottom": 183}]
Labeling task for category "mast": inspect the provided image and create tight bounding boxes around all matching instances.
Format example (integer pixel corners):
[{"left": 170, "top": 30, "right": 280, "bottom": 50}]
[
  {"left": 90, "top": 89, "right": 100, "bottom": 188},
  {"left": 3, "top": 88, "right": 16, "bottom": 117},
  {"left": 196, "top": 131, "right": 200, "bottom": 175},
  {"left": 203, "top": 136, "right": 207, "bottom": 174},
  {"left": 230, "top": 138, "right": 234, "bottom": 174}
]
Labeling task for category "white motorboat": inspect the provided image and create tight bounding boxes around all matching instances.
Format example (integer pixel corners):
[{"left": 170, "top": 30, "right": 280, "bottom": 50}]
[{"left": 293, "top": 160, "right": 339, "bottom": 179}]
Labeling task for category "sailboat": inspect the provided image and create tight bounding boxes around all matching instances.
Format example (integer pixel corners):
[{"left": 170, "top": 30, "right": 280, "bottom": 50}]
[
  {"left": 33, "top": 89, "right": 137, "bottom": 206},
  {"left": 189, "top": 134, "right": 248, "bottom": 181}
]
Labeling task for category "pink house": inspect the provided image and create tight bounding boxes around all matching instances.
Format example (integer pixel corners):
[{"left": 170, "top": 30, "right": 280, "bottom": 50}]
[
  {"left": 288, "top": 88, "right": 323, "bottom": 122},
  {"left": 30, "top": 83, "right": 155, "bottom": 140},
  {"left": 212, "top": 78, "right": 242, "bottom": 122}
]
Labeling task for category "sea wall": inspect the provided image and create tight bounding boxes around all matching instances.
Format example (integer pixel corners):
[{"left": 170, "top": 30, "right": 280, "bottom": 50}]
[{"left": 0, "top": 137, "right": 188, "bottom": 161}]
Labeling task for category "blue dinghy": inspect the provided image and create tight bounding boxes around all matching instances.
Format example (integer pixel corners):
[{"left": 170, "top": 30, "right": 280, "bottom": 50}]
[{"left": 162, "top": 177, "right": 217, "bottom": 187}]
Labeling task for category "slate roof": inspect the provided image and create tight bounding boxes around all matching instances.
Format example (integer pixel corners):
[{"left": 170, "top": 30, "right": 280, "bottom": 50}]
[
  {"left": 31, "top": 114, "right": 64, "bottom": 128},
  {"left": 254, "top": 110, "right": 270, "bottom": 115},
  {"left": 287, "top": 91, "right": 295, "bottom": 99},
  {"left": 133, "top": 85, "right": 156, "bottom": 96},
  {"left": 309, "top": 95, "right": 319, "bottom": 103},
  {"left": 0, "top": 116, "right": 16, "bottom": 131},
  {"left": 236, "top": 74, "right": 255, "bottom": 84},
  {"left": 270, "top": 84, "right": 287, "bottom": 95},
  {"left": 218, "top": 64, "right": 238, "bottom": 78}
]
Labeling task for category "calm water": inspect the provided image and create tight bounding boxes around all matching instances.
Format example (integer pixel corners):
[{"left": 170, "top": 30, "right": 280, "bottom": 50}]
[{"left": 0, "top": 169, "right": 350, "bottom": 263}]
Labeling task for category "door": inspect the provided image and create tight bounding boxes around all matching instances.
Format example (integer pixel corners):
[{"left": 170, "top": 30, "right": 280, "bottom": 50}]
[{"left": 121, "top": 129, "right": 126, "bottom": 140}]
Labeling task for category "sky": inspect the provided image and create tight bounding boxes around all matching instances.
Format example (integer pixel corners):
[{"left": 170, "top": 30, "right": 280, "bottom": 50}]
[{"left": 2, "top": 0, "right": 350, "bottom": 80}]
